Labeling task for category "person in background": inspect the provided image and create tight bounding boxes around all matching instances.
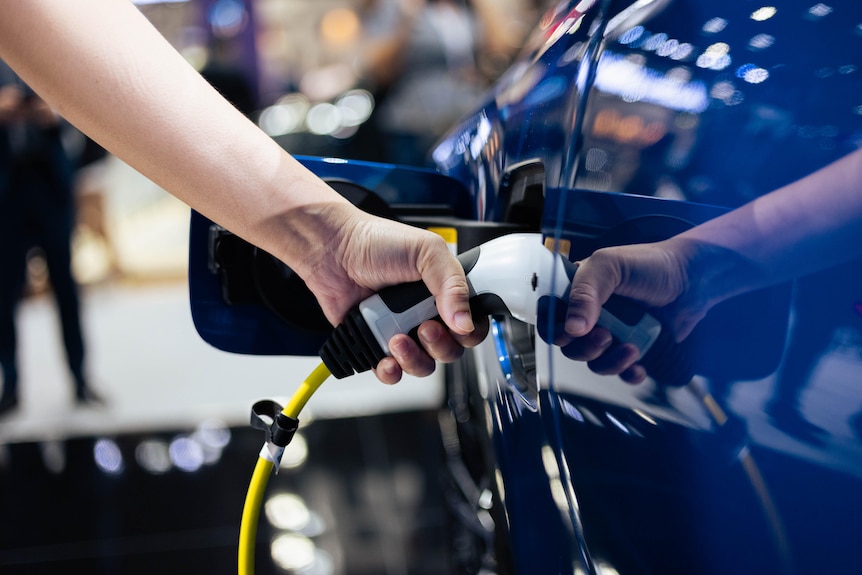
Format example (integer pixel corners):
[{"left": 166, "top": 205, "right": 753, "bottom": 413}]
[
  {"left": 0, "top": 1, "right": 484, "bottom": 395},
  {"left": 359, "top": 0, "right": 516, "bottom": 166},
  {"left": 0, "top": 61, "right": 102, "bottom": 416}
]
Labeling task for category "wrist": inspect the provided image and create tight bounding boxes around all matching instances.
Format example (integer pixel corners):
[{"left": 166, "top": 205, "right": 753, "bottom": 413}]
[
  {"left": 265, "top": 200, "right": 359, "bottom": 282},
  {"left": 666, "top": 235, "right": 767, "bottom": 313}
]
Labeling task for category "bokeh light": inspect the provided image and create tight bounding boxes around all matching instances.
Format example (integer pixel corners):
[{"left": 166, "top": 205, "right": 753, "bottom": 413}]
[
  {"left": 136, "top": 439, "right": 172, "bottom": 474},
  {"left": 94, "top": 438, "right": 124, "bottom": 475}
]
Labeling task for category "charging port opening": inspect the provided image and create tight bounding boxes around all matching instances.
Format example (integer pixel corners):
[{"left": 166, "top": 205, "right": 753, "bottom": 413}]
[{"left": 498, "top": 159, "right": 545, "bottom": 230}]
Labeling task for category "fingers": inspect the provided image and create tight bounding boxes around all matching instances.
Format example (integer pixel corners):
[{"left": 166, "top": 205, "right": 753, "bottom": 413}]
[
  {"left": 565, "top": 251, "right": 622, "bottom": 337},
  {"left": 448, "top": 313, "right": 490, "bottom": 348},
  {"left": 416, "top": 320, "right": 466, "bottom": 362},
  {"left": 559, "top": 326, "right": 613, "bottom": 361},
  {"left": 561, "top": 331, "right": 646, "bottom": 383},
  {"left": 586, "top": 342, "right": 640, "bottom": 376},
  {"left": 563, "top": 246, "right": 674, "bottom": 384},
  {"left": 417, "top": 237, "right": 474, "bottom": 336},
  {"left": 562, "top": 336, "right": 647, "bottom": 384},
  {"left": 372, "top": 230, "right": 478, "bottom": 385},
  {"left": 374, "top": 332, "right": 440, "bottom": 385},
  {"left": 373, "top": 316, "right": 490, "bottom": 384},
  {"left": 374, "top": 357, "right": 403, "bottom": 385},
  {"left": 619, "top": 363, "right": 647, "bottom": 385}
]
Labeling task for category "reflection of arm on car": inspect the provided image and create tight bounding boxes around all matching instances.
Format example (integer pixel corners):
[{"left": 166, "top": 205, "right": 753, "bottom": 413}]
[{"left": 565, "top": 147, "right": 862, "bottom": 381}]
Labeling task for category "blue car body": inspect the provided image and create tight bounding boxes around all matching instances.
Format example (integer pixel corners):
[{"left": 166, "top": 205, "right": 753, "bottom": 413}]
[{"left": 190, "top": 1, "right": 862, "bottom": 573}]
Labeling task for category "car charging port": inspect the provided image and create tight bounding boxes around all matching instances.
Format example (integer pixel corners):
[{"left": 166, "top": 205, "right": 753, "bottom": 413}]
[{"left": 497, "top": 158, "right": 545, "bottom": 230}]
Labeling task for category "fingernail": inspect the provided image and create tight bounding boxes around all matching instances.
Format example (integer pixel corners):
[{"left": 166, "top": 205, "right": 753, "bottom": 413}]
[
  {"left": 627, "top": 365, "right": 647, "bottom": 385},
  {"left": 566, "top": 316, "right": 586, "bottom": 335},
  {"left": 623, "top": 343, "right": 642, "bottom": 362},
  {"left": 379, "top": 360, "right": 400, "bottom": 384},
  {"left": 421, "top": 323, "right": 441, "bottom": 343},
  {"left": 391, "top": 339, "right": 409, "bottom": 356},
  {"left": 454, "top": 311, "right": 474, "bottom": 333},
  {"left": 597, "top": 330, "right": 613, "bottom": 350}
]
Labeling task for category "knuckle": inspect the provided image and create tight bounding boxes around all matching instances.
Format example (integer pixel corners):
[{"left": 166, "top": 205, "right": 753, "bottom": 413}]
[{"left": 568, "top": 281, "right": 602, "bottom": 309}]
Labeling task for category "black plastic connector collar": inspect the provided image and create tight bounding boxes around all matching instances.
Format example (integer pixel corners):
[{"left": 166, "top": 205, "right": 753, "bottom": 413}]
[
  {"left": 638, "top": 328, "right": 695, "bottom": 387},
  {"left": 319, "top": 307, "right": 387, "bottom": 379},
  {"left": 250, "top": 400, "right": 299, "bottom": 447}
]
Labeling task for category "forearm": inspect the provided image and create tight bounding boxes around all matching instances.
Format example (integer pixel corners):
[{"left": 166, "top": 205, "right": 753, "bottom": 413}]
[
  {"left": 674, "top": 148, "right": 862, "bottom": 306},
  {"left": 0, "top": 0, "right": 349, "bottom": 272}
]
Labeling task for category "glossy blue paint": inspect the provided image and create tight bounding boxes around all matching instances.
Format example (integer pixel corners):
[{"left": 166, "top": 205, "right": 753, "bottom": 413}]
[
  {"left": 188, "top": 157, "right": 473, "bottom": 355},
  {"left": 428, "top": 1, "right": 862, "bottom": 573},
  {"left": 188, "top": 0, "right": 862, "bottom": 572}
]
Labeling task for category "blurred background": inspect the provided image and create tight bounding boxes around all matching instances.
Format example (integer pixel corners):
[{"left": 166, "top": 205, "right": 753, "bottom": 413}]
[{"left": 0, "top": 0, "right": 543, "bottom": 573}]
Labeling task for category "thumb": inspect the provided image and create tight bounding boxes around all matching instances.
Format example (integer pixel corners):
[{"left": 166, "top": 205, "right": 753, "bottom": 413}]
[
  {"left": 565, "top": 252, "right": 622, "bottom": 337},
  {"left": 418, "top": 245, "right": 474, "bottom": 335}
]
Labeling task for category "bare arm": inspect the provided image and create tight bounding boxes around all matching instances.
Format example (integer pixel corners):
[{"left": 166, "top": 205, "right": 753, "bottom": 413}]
[
  {"left": 0, "top": 0, "right": 479, "bottom": 382},
  {"left": 0, "top": 0, "right": 344, "bottom": 267},
  {"left": 678, "top": 147, "right": 862, "bottom": 307}
]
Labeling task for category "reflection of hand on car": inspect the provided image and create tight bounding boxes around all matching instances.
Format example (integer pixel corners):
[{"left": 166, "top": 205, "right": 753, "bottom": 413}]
[
  {"left": 560, "top": 239, "right": 693, "bottom": 384},
  {"left": 563, "top": 148, "right": 862, "bottom": 384}
]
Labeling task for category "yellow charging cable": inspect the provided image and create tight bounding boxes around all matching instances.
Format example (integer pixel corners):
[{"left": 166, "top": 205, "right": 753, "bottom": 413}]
[{"left": 238, "top": 361, "right": 332, "bottom": 575}]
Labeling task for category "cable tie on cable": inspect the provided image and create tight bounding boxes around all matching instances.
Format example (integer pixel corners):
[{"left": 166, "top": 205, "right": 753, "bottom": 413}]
[
  {"left": 250, "top": 400, "right": 299, "bottom": 472},
  {"left": 251, "top": 399, "right": 299, "bottom": 446}
]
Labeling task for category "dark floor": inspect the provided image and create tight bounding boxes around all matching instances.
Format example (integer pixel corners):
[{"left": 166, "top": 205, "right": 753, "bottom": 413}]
[
  {"left": 0, "top": 280, "right": 466, "bottom": 575},
  {"left": 0, "top": 410, "right": 454, "bottom": 575}
]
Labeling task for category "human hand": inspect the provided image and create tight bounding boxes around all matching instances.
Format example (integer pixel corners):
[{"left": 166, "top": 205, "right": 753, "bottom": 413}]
[
  {"left": 560, "top": 239, "right": 709, "bottom": 383},
  {"left": 295, "top": 202, "right": 488, "bottom": 384}
]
